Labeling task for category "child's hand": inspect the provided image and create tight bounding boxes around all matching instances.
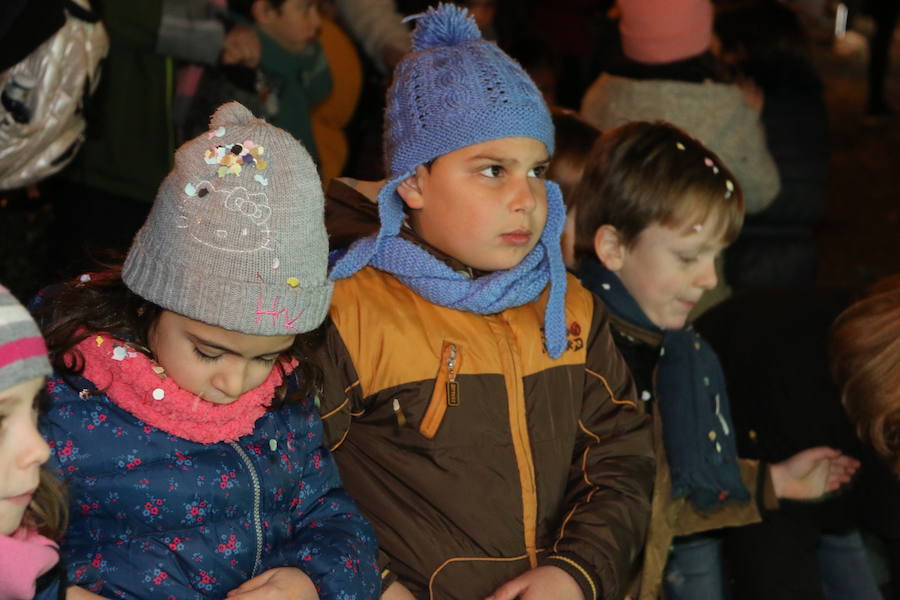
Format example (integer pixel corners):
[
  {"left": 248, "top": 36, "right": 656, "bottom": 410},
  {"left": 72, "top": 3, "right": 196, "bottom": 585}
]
[
  {"left": 222, "top": 24, "right": 261, "bottom": 68},
  {"left": 484, "top": 566, "right": 585, "bottom": 600},
  {"left": 381, "top": 580, "right": 417, "bottom": 599},
  {"left": 770, "top": 446, "right": 860, "bottom": 500},
  {"left": 227, "top": 567, "right": 319, "bottom": 600}
]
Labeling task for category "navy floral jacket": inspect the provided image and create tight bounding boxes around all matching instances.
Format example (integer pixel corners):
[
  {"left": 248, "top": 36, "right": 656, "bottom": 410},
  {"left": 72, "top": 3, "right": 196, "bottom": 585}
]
[{"left": 39, "top": 370, "right": 380, "bottom": 599}]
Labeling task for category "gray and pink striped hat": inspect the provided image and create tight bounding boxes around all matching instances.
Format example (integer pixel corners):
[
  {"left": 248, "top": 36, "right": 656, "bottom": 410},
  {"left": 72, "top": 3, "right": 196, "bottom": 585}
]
[{"left": 0, "top": 285, "right": 51, "bottom": 392}]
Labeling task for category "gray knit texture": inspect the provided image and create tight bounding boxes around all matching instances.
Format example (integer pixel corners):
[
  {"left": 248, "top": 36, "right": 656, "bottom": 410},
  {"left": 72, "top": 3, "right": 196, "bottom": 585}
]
[
  {"left": 123, "top": 102, "right": 332, "bottom": 335},
  {"left": 0, "top": 285, "right": 51, "bottom": 391}
]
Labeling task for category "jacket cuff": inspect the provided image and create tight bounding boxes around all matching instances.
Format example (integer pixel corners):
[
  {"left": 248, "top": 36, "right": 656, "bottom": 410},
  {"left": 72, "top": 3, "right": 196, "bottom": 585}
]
[
  {"left": 541, "top": 553, "right": 602, "bottom": 600},
  {"left": 377, "top": 549, "right": 397, "bottom": 592},
  {"left": 758, "top": 462, "right": 780, "bottom": 512}
]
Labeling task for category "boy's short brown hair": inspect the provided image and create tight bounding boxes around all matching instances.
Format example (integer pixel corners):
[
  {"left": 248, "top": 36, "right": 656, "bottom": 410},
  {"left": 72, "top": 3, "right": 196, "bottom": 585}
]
[
  {"left": 830, "top": 275, "right": 900, "bottom": 474},
  {"left": 572, "top": 121, "right": 745, "bottom": 265},
  {"left": 548, "top": 109, "right": 601, "bottom": 206}
]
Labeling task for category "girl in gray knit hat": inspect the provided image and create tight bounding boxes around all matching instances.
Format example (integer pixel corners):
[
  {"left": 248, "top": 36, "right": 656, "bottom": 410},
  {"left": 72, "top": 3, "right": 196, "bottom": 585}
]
[{"left": 32, "top": 103, "right": 379, "bottom": 600}]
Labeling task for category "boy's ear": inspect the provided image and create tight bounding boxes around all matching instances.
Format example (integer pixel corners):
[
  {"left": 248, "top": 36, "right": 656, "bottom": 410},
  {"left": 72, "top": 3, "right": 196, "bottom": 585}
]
[
  {"left": 395, "top": 166, "right": 427, "bottom": 210},
  {"left": 593, "top": 225, "right": 627, "bottom": 271}
]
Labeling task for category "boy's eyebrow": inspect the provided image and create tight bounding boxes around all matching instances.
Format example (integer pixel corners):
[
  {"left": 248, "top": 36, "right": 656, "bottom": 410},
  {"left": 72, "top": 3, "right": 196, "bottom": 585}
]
[
  {"left": 189, "top": 334, "right": 292, "bottom": 358},
  {"left": 468, "top": 154, "right": 551, "bottom": 166}
]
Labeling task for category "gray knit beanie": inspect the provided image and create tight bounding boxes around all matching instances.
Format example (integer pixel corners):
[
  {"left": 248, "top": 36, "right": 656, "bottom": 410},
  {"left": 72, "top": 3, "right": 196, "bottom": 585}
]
[
  {"left": 0, "top": 284, "right": 51, "bottom": 392},
  {"left": 123, "top": 102, "right": 332, "bottom": 335}
]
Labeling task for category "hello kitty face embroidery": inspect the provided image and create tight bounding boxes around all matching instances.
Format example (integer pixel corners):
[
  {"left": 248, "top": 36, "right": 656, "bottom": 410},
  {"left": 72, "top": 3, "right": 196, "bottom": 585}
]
[{"left": 179, "top": 180, "right": 275, "bottom": 252}]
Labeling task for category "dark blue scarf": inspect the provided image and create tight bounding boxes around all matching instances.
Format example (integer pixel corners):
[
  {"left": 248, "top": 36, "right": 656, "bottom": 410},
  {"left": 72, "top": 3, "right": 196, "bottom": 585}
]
[{"left": 578, "top": 258, "right": 749, "bottom": 511}]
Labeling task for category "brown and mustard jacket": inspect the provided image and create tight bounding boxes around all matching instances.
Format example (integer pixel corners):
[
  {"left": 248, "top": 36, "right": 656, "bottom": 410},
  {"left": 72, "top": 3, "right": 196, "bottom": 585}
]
[
  {"left": 606, "top": 315, "right": 778, "bottom": 600},
  {"left": 317, "top": 181, "right": 656, "bottom": 600}
]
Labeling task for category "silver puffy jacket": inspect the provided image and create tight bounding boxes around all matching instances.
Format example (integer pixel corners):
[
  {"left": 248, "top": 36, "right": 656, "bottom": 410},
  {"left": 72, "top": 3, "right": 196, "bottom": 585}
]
[{"left": 0, "top": 0, "right": 108, "bottom": 190}]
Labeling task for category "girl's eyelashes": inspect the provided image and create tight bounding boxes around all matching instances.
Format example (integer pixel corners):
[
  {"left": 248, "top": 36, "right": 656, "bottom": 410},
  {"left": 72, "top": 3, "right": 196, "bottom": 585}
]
[
  {"left": 194, "top": 347, "right": 279, "bottom": 364},
  {"left": 193, "top": 347, "right": 220, "bottom": 362},
  {"left": 676, "top": 254, "right": 699, "bottom": 265}
]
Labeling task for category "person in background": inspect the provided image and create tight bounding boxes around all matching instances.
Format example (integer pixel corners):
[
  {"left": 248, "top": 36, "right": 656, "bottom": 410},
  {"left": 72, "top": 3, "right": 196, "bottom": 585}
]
[
  {"left": 53, "top": 0, "right": 258, "bottom": 274},
  {"left": 546, "top": 109, "right": 600, "bottom": 268},
  {"left": 183, "top": 0, "right": 331, "bottom": 163}
]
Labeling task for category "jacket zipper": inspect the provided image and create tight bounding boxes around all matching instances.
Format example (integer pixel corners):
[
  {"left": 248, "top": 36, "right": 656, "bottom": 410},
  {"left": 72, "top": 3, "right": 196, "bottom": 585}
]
[
  {"left": 419, "top": 342, "right": 462, "bottom": 439},
  {"left": 490, "top": 317, "right": 538, "bottom": 566},
  {"left": 230, "top": 441, "right": 263, "bottom": 577}
]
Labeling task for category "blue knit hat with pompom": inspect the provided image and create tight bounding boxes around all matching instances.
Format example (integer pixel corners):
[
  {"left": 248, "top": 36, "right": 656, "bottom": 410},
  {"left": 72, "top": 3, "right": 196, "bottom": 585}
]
[
  {"left": 385, "top": 3, "right": 554, "bottom": 176},
  {"left": 331, "top": 3, "right": 557, "bottom": 253}
]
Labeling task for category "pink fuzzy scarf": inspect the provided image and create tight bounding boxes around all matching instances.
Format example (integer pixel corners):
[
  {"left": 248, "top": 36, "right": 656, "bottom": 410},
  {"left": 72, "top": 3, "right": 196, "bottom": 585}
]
[
  {"left": 73, "top": 335, "right": 297, "bottom": 444},
  {"left": 0, "top": 527, "right": 58, "bottom": 600}
]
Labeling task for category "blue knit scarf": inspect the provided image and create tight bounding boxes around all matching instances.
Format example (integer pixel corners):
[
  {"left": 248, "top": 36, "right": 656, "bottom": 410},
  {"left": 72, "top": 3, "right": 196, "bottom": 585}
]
[
  {"left": 329, "top": 175, "right": 570, "bottom": 358},
  {"left": 578, "top": 258, "right": 749, "bottom": 511}
]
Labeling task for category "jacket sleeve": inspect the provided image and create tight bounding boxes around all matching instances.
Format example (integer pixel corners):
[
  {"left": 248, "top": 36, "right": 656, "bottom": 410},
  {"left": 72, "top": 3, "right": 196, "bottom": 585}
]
[
  {"left": 277, "top": 395, "right": 381, "bottom": 600},
  {"left": 332, "top": 0, "right": 410, "bottom": 72},
  {"left": 314, "top": 317, "right": 397, "bottom": 591},
  {"left": 674, "top": 458, "right": 777, "bottom": 537},
  {"left": 95, "top": 0, "right": 224, "bottom": 62},
  {"left": 540, "top": 298, "right": 656, "bottom": 600}
]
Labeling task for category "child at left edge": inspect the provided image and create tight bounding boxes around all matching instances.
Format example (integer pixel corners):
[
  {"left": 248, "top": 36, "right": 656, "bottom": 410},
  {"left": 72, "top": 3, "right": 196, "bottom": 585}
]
[
  {"left": 0, "top": 285, "right": 100, "bottom": 600},
  {"left": 35, "top": 102, "right": 379, "bottom": 599}
]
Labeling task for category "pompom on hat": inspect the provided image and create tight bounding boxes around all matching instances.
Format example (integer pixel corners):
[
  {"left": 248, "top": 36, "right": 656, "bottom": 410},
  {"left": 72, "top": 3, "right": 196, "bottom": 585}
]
[
  {"left": 618, "top": 0, "right": 713, "bottom": 64},
  {"left": 0, "top": 285, "right": 51, "bottom": 392},
  {"left": 124, "top": 102, "right": 332, "bottom": 335}
]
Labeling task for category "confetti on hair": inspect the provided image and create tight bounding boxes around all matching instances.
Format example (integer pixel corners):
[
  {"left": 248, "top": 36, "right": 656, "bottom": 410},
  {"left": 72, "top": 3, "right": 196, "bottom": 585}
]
[
  {"left": 704, "top": 157, "right": 714, "bottom": 167},
  {"left": 676, "top": 142, "right": 686, "bottom": 151},
  {"left": 692, "top": 223, "right": 703, "bottom": 232}
]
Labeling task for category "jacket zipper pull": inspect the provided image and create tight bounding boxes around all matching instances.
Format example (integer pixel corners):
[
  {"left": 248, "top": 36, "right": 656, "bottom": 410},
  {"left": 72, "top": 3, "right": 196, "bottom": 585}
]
[
  {"left": 392, "top": 398, "right": 407, "bottom": 429},
  {"left": 446, "top": 344, "right": 460, "bottom": 407}
]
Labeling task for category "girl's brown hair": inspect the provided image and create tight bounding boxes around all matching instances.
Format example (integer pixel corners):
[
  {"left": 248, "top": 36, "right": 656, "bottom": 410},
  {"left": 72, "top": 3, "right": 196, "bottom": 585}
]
[
  {"left": 36, "top": 268, "right": 323, "bottom": 407},
  {"left": 830, "top": 275, "right": 900, "bottom": 474},
  {"left": 25, "top": 466, "right": 68, "bottom": 540},
  {"left": 571, "top": 121, "right": 745, "bottom": 266}
]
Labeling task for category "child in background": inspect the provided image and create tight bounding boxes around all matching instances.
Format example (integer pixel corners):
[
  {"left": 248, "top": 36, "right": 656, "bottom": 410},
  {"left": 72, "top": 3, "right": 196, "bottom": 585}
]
[
  {"left": 546, "top": 108, "right": 601, "bottom": 268},
  {"left": 319, "top": 6, "right": 655, "bottom": 600},
  {"left": 37, "top": 103, "right": 379, "bottom": 599},
  {"left": 0, "top": 285, "right": 72, "bottom": 600},
  {"left": 185, "top": 0, "right": 331, "bottom": 161},
  {"left": 831, "top": 274, "right": 900, "bottom": 473},
  {"left": 570, "top": 121, "right": 860, "bottom": 600}
]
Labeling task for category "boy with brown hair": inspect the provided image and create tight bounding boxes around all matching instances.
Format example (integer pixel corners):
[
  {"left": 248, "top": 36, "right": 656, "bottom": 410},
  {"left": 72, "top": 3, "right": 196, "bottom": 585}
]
[
  {"left": 318, "top": 5, "right": 655, "bottom": 600},
  {"left": 571, "top": 121, "right": 859, "bottom": 600}
]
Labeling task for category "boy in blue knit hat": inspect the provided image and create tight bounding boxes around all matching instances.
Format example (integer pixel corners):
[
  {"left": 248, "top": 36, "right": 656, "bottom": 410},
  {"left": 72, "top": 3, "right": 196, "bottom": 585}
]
[{"left": 318, "top": 5, "right": 655, "bottom": 599}]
